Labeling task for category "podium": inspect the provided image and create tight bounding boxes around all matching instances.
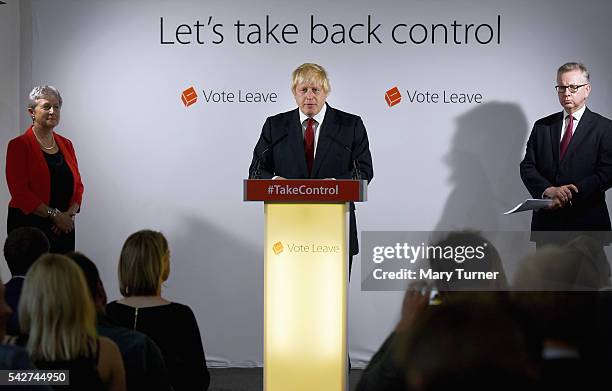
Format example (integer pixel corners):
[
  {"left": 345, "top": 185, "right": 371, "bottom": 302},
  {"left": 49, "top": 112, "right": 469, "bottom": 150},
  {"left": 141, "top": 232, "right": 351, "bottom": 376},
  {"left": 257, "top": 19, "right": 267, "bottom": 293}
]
[{"left": 244, "top": 179, "right": 367, "bottom": 391}]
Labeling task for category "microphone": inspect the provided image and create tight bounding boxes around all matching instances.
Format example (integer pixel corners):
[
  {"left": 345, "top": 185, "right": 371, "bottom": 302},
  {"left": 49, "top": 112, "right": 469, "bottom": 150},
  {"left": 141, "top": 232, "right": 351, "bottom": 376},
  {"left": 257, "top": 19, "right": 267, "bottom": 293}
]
[
  {"left": 324, "top": 134, "right": 361, "bottom": 180},
  {"left": 250, "top": 133, "right": 288, "bottom": 179}
]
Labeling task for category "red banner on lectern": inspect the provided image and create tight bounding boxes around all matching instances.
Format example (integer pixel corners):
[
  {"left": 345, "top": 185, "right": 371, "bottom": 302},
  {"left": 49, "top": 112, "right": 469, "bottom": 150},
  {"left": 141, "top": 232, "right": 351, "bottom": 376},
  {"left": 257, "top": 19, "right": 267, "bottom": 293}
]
[{"left": 243, "top": 179, "right": 367, "bottom": 202}]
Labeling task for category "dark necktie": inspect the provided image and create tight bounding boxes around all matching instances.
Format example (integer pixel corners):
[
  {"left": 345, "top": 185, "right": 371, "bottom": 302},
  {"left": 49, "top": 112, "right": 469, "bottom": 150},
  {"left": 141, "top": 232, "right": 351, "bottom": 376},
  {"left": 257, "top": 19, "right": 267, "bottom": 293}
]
[
  {"left": 304, "top": 118, "right": 315, "bottom": 174},
  {"left": 560, "top": 114, "right": 574, "bottom": 160}
]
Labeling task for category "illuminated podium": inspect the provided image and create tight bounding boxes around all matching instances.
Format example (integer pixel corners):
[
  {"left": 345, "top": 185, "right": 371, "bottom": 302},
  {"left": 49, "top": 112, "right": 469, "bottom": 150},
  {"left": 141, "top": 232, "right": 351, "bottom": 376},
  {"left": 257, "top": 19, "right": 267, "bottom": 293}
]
[{"left": 244, "top": 179, "right": 367, "bottom": 391}]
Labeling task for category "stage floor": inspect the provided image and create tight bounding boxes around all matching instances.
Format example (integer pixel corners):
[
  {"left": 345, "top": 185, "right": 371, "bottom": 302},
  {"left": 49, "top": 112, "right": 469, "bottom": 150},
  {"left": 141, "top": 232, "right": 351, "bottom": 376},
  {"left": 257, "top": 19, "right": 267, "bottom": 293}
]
[{"left": 209, "top": 368, "right": 364, "bottom": 391}]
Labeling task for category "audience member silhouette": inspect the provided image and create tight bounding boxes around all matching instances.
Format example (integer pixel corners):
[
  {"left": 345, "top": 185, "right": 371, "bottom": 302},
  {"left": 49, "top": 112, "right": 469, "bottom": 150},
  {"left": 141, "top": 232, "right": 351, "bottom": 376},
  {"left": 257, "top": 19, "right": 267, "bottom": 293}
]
[
  {"left": 3, "top": 226, "right": 49, "bottom": 336},
  {"left": 68, "top": 251, "right": 172, "bottom": 391},
  {"left": 356, "top": 281, "right": 430, "bottom": 391},
  {"left": 402, "top": 294, "right": 535, "bottom": 391},
  {"left": 106, "top": 229, "right": 210, "bottom": 391},
  {"left": 513, "top": 242, "right": 604, "bottom": 389},
  {"left": 357, "top": 231, "right": 510, "bottom": 391},
  {"left": 429, "top": 231, "right": 508, "bottom": 294},
  {"left": 19, "top": 254, "right": 126, "bottom": 391}
]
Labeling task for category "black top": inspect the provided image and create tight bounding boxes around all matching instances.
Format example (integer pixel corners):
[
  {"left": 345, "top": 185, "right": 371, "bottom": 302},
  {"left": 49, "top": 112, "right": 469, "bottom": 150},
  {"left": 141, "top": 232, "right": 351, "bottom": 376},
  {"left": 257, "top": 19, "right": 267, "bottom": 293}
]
[
  {"left": 97, "top": 313, "right": 172, "bottom": 391},
  {"left": 106, "top": 301, "right": 210, "bottom": 391},
  {"left": 43, "top": 150, "right": 73, "bottom": 211},
  {"left": 35, "top": 339, "right": 104, "bottom": 391}
]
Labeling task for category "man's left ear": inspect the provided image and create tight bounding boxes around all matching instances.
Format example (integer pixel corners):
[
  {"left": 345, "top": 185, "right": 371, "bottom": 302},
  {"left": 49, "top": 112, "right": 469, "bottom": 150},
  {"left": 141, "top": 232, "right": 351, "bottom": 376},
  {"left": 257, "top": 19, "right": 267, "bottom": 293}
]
[{"left": 585, "top": 84, "right": 592, "bottom": 97}]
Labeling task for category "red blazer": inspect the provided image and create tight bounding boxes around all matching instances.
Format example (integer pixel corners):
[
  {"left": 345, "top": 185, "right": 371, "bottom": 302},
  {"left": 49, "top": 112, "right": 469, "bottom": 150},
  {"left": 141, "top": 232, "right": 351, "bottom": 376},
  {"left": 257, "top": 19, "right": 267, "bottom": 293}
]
[{"left": 6, "top": 126, "right": 84, "bottom": 214}]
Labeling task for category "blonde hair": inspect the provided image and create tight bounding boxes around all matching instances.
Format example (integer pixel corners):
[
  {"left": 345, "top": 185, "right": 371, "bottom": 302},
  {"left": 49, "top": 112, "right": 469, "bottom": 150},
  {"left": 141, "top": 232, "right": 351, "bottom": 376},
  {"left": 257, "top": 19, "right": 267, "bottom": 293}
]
[
  {"left": 291, "top": 63, "right": 331, "bottom": 95},
  {"left": 19, "top": 254, "right": 97, "bottom": 361},
  {"left": 118, "top": 230, "right": 169, "bottom": 297}
]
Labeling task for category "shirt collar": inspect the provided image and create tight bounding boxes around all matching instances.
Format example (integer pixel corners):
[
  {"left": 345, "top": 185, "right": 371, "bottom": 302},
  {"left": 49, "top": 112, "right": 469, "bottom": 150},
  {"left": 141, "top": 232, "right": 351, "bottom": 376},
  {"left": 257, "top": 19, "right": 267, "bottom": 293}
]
[
  {"left": 299, "top": 103, "right": 327, "bottom": 126},
  {"left": 565, "top": 105, "right": 586, "bottom": 122}
]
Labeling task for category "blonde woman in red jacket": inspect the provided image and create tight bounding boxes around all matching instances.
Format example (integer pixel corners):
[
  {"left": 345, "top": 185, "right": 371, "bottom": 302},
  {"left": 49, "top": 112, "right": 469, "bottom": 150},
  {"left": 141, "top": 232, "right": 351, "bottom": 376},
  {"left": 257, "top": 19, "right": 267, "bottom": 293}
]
[{"left": 6, "top": 86, "right": 84, "bottom": 253}]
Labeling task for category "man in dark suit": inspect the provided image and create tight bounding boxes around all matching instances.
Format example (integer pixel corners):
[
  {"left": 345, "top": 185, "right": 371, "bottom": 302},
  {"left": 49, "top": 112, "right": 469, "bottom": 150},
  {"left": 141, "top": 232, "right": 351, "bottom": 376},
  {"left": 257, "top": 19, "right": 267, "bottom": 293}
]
[
  {"left": 520, "top": 62, "right": 612, "bottom": 246},
  {"left": 249, "top": 63, "right": 373, "bottom": 270}
]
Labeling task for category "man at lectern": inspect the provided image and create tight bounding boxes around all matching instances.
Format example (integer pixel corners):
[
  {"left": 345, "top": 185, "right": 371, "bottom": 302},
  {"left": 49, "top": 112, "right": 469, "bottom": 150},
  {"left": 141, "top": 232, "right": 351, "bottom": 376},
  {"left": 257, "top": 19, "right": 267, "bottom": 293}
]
[
  {"left": 249, "top": 63, "right": 373, "bottom": 270},
  {"left": 520, "top": 62, "right": 612, "bottom": 247}
]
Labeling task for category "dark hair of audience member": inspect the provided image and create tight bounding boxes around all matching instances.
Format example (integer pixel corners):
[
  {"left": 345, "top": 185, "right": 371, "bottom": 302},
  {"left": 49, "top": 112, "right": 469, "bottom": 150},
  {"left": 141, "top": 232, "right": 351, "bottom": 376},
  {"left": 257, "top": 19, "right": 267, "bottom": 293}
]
[
  {"left": 67, "top": 251, "right": 107, "bottom": 308},
  {"left": 401, "top": 295, "right": 535, "bottom": 391},
  {"left": 429, "top": 231, "right": 508, "bottom": 292},
  {"left": 3, "top": 227, "right": 50, "bottom": 276},
  {"left": 513, "top": 244, "right": 601, "bottom": 350}
]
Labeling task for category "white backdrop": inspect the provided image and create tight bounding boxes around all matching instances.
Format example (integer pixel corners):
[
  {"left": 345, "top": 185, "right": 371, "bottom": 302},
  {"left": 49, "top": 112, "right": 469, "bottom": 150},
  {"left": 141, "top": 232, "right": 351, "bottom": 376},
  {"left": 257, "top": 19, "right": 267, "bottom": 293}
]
[{"left": 2, "top": 0, "right": 612, "bottom": 367}]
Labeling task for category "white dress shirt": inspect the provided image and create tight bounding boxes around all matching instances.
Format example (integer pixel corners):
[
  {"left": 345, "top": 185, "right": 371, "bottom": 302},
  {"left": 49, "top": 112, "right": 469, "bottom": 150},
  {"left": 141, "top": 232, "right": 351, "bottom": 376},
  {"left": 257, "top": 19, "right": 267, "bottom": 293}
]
[
  {"left": 298, "top": 103, "right": 327, "bottom": 159},
  {"left": 560, "top": 105, "right": 586, "bottom": 141}
]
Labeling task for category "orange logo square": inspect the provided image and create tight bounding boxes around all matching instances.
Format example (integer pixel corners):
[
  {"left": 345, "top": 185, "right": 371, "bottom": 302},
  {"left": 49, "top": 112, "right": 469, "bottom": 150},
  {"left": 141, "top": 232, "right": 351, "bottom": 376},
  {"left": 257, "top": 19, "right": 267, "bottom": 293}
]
[
  {"left": 272, "top": 241, "right": 284, "bottom": 255},
  {"left": 385, "top": 86, "right": 401, "bottom": 107},
  {"left": 181, "top": 86, "right": 198, "bottom": 107}
]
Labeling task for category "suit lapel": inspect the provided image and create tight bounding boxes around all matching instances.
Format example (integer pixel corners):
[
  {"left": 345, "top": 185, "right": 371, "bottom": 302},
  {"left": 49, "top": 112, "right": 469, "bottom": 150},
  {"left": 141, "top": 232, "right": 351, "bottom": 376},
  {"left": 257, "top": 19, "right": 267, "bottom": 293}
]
[
  {"left": 550, "top": 112, "right": 563, "bottom": 163},
  {"left": 562, "top": 107, "right": 594, "bottom": 161},
  {"left": 287, "top": 109, "right": 309, "bottom": 177},
  {"left": 312, "top": 104, "right": 338, "bottom": 178}
]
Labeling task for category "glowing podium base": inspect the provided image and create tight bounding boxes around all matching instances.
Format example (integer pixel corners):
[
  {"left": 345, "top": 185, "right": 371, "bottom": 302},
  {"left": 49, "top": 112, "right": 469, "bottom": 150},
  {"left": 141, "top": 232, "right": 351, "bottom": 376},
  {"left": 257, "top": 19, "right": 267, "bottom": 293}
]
[{"left": 244, "top": 179, "right": 367, "bottom": 391}]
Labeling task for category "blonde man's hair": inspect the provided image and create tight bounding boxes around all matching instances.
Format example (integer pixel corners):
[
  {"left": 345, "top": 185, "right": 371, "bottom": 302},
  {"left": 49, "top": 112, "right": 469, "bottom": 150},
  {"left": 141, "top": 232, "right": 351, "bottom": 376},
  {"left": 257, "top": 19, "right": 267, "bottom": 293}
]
[
  {"left": 118, "top": 230, "right": 169, "bottom": 297},
  {"left": 291, "top": 63, "right": 331, "bottom": 95},
  {"left": 19, "top": 254, "right": 97, "bottom": 361}
]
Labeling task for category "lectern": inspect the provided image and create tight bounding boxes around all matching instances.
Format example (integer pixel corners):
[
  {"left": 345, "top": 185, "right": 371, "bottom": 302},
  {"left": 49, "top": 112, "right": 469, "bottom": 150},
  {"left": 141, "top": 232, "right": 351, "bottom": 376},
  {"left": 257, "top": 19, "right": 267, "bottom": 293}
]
[{"left": 244, "top": 179, "right": 367, "bottom": 391}]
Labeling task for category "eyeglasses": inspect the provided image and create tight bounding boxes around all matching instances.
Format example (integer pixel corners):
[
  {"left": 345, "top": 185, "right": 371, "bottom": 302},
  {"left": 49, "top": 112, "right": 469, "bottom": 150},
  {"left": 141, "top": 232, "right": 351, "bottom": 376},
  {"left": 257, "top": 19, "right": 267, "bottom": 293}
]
[{"left": 555, "top": 84, "right": 588, "bottom": 94}]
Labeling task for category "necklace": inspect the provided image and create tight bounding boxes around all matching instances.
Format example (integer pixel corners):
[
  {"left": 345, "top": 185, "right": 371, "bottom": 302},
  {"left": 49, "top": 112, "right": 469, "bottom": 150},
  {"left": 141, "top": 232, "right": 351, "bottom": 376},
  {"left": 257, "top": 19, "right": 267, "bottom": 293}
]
[{"left": 33, "top": 129, "right": 56, "bottom": 150}]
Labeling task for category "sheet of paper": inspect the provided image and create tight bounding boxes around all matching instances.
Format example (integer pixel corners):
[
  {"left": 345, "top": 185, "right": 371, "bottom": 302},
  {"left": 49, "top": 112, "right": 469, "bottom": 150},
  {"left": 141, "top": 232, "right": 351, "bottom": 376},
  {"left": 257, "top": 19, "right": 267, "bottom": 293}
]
[{"left": 504, "top": 199, "right": 553, "bottom": 215}]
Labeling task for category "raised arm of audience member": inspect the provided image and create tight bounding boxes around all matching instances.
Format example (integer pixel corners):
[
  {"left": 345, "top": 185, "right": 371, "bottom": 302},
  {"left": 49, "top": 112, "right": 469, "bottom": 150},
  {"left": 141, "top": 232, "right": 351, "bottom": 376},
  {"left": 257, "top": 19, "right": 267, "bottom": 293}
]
[{"left": 356, "top": 282, "right": 430, "bottom": 391}]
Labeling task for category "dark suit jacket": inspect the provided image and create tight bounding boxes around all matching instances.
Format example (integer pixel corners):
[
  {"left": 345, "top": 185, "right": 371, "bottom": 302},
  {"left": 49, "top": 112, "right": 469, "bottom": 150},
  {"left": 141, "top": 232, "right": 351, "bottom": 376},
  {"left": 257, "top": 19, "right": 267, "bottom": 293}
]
[
  {"left": 249, "top": 104, "right": 374, "bottom": 255},
  {"left": 520, "top": 108, "right": 612, "bottom": 236}
]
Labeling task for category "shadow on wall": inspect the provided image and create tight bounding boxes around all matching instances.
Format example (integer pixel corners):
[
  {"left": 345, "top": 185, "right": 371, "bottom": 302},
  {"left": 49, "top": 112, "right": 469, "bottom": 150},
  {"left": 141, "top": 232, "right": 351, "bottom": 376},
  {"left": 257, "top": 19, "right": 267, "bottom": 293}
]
[
  {"left": 166, "top": 214, "right": 263, "bottom": 367},
  {"left": 435, "top": 102, "right": 531, "bottom": 232}
]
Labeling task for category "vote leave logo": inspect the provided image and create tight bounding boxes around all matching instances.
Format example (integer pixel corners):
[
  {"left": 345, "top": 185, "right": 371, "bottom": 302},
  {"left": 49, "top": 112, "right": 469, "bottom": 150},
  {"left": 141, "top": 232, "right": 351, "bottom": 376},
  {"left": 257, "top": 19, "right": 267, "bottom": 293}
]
[
  {"left": 180, "top": 84, "right": 279, "bottom": 108},
  {"left": 272, "top": 241, "right": 284, "bottom": 255},
  {"left": 385, "top": 87, "right": 402, "bottom": 108},
  {"left": 385, "top": 85, "right": 484, "bottom": 107},
  {"left": 181, "top": 86, "right": 198, "bottom": 107}
]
